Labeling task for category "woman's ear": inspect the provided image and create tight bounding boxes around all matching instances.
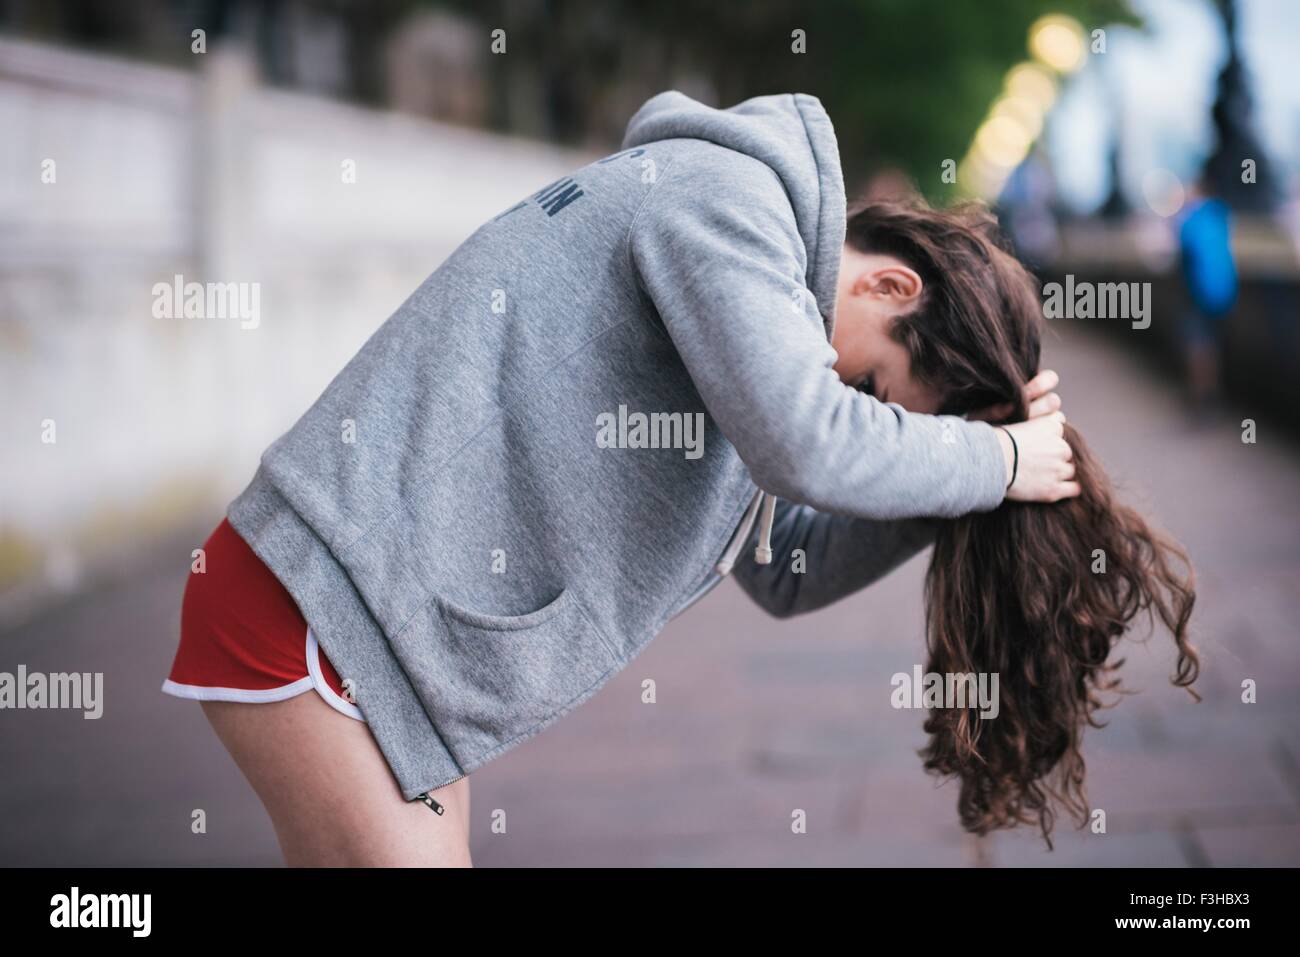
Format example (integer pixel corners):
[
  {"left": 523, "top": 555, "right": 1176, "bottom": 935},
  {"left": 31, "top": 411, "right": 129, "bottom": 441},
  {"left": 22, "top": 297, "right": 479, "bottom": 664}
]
[
  {"left": 868, "top": 264, "right": 923, "bottom": 306},
  {"left": 842, "top": 250, "right": 923, "bottom": 307}
]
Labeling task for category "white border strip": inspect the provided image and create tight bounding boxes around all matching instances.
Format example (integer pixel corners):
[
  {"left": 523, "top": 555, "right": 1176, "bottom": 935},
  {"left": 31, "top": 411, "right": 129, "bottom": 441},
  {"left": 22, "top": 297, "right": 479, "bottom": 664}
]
[
  {"left": 161, "top": 675, "right": 314, "bottom": 704},
  {"left": 306, "top": 627, "right": 366, "bottom": 722}
]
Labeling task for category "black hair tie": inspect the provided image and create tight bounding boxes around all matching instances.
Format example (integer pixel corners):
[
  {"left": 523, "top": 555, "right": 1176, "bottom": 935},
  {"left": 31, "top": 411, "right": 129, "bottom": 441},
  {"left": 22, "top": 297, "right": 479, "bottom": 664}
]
[{"left": 998, "top": 426, "right": 1018, "bottom": 490}]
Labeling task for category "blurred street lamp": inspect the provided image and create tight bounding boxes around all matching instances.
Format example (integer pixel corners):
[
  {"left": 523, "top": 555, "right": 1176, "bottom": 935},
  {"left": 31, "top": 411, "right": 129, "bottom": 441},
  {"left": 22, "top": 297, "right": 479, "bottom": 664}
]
[
  {"left": 975, "top": 114, "right": 1035, "bottom": 169},
  {"left": 1004, "top": 62, "right": 1058, "bottom": 112},
  {"left": 991, "top": 94, "right": 1045, "bottom": 140},
  {"left": 958, "top": 12, "right": 1084, "bottom": 202},
  {"left": 1201, "top": 0, "right": 1280, "bottom": 212},
  {"left": 1028, "top": 14, "right": 1087, "bottom": 74}
]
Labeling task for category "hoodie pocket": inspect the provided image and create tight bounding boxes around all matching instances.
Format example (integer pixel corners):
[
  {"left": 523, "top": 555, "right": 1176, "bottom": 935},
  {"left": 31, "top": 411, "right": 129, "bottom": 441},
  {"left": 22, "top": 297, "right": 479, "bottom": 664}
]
[{"left": 388, "top": 587, "right": 620, "bottom": 770}]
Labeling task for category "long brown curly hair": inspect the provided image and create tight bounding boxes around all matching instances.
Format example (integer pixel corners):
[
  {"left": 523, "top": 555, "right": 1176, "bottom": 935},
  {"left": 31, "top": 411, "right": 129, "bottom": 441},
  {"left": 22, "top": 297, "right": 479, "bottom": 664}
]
[{"left": 846, "top": 197, "right": 1201, "bottom": 847}]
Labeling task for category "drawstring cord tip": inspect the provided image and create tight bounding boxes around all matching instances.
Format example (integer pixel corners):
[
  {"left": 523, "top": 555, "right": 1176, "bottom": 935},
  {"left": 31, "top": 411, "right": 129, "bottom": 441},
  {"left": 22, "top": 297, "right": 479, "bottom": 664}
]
[
  {"left": 754, "top": 492, "right": 777, "bottom": 566},
  {"left": 715, "top": 488, "right": 777, "bottom": 574}
]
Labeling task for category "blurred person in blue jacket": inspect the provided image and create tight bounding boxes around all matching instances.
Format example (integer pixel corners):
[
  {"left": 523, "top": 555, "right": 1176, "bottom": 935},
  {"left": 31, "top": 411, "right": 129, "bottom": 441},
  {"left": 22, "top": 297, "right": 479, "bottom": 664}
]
[{"left": 1178, "top": 179, "right": 1238, "bottom": 415}]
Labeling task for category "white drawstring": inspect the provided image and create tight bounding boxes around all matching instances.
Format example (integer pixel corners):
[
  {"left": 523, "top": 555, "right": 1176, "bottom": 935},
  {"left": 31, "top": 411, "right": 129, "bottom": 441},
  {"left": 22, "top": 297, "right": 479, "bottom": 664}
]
[
  {"left": 715, "top": 489, "right": 762, "bottom": 575},
  {"left": 754, "top": 492, "right": 776, "bottom": 564},
  {"left": 715, "top": 487, "right": 778, "bottom": 575}
]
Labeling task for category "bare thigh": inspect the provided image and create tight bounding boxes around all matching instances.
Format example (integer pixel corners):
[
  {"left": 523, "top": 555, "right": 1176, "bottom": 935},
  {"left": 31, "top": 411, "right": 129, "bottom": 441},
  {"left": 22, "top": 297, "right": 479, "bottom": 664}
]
[{"left": 201, "top": 691, "right": 471, "bottom": 866}]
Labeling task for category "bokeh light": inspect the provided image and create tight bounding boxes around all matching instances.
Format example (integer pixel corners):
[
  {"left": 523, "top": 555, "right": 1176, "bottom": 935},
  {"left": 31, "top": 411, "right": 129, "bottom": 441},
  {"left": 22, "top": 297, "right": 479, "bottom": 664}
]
[
  {"left": 1004, "top": 62, "right": 1058, "bottom": 111},
  {"left": 1141, "top": 167, "right": 1187, "bottom": 217},
  {"left": 1028, "top": 13, "right": 1087, "bottom": 73}
]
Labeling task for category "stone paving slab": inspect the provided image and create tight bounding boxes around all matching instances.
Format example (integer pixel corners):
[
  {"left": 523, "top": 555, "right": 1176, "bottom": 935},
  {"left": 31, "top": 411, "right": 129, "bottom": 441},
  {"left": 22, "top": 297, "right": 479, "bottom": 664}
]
[
  {"left": 1194, "top": 822, "right": 1300, "bottom": 867},
  {"left": 987, "top": 826, "right": 1192, "bottom": 868}
]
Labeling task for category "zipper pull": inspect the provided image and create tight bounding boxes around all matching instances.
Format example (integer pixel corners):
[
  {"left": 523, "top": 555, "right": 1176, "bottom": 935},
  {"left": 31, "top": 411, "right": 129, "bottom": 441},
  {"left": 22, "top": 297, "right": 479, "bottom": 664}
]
[{"left": 416, "top": 791, "right": 445, "bottom": 815}]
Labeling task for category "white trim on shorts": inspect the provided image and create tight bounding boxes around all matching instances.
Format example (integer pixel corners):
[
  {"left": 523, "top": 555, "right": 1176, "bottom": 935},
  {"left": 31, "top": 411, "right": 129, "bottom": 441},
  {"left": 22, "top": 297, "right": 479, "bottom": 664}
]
[
  {"left": 161, "top": 675, "right": 315, "bottom": 703},
  {"left": 306, "top": 627, "right": 365, "bottom": 721},
  {"left": 160, "top": 627, "right": 366, "bottom": 723}
]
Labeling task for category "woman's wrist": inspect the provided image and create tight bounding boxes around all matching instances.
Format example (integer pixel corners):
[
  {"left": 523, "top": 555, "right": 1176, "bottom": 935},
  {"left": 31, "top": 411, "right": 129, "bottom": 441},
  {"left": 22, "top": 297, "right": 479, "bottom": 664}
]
[
  {"left": 995, "top": 427, "right": 1016, "bottom": 491},
  {"left": 999, "top": 426, "right": 1019, "bottom": 490}
]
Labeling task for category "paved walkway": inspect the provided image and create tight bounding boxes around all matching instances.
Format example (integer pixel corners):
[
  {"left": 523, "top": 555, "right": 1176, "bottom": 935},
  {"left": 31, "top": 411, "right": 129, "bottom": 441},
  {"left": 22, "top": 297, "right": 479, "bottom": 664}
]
[{"left": 3, "top": 322, "right": 1298, "bottom": 866}]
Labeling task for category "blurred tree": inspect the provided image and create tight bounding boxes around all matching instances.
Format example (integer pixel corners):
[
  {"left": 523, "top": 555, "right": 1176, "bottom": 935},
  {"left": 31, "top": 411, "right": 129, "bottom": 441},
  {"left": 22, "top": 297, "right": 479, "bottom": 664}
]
[
  {"left": 3, "top": 0, "right": 1139, "bottom": 200},
  {"left": 438, "top": 0, "right": 1137, "bottom": 199}
]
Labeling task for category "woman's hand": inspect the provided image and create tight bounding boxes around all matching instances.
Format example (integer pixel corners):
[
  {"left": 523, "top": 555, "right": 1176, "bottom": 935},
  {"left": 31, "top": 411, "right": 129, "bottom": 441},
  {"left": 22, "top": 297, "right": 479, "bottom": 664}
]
[
  {"left": 976, "top": 370, "right": 1080, "bottom": 502},
  {"left": 996, "top": 411, "right": 1079, "bottom": 502},
  {"left": 967, "top": 369, "right": 1063, "bottom": 423}
]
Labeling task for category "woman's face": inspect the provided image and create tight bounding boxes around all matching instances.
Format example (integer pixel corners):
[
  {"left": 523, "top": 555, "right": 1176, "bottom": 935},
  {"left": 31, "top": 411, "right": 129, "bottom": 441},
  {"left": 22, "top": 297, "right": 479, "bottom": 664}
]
[{"left": 830, "top": 246, "right": 945, "bottom": 414}]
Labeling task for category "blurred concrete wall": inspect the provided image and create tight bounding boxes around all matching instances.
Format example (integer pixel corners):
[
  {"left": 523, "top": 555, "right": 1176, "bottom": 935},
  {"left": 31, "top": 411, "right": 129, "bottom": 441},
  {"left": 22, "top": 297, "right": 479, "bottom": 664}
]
[{"left": 0, "top": 36, "right": 594, "bottom": 624}]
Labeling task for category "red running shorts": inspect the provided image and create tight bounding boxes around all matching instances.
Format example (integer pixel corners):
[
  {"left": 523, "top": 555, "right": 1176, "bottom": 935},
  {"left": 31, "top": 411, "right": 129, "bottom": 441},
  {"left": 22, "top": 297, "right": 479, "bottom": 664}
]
[{"left": 161, "top": 517, "right": 364, "bottom": 722}]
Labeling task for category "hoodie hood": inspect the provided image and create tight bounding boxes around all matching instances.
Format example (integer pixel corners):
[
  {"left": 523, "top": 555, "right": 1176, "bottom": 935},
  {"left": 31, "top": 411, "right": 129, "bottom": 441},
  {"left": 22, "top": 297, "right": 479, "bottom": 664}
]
[{"left": 621, "top": 91, "right": 847, "bottom": 341}]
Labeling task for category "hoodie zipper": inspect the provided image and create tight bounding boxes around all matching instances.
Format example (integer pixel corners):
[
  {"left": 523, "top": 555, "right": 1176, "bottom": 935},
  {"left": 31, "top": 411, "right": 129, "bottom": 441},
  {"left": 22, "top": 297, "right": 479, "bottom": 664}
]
[
  {"left": 414, "top": 770, "right": 467, "bottom": 815},
  {"left": 416, "top": 792, "right": 446, "bottom": 815}
]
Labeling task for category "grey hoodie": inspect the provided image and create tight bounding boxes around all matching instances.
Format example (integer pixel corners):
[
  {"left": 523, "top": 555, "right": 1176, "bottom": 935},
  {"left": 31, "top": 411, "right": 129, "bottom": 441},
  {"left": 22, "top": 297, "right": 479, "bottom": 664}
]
[{"left": 224, "top": 91, "right": 1008, "bottom": 801}]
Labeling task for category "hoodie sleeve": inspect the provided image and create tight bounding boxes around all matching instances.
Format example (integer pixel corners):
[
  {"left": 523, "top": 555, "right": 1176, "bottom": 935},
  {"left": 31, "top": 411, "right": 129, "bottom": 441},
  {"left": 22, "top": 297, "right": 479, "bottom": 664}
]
[
  {"left": 627, "top": 148, "right": 1008, "bottom": 520},
  {"left": 730, "top": 498, "right": 937, "bottom": 618}
]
